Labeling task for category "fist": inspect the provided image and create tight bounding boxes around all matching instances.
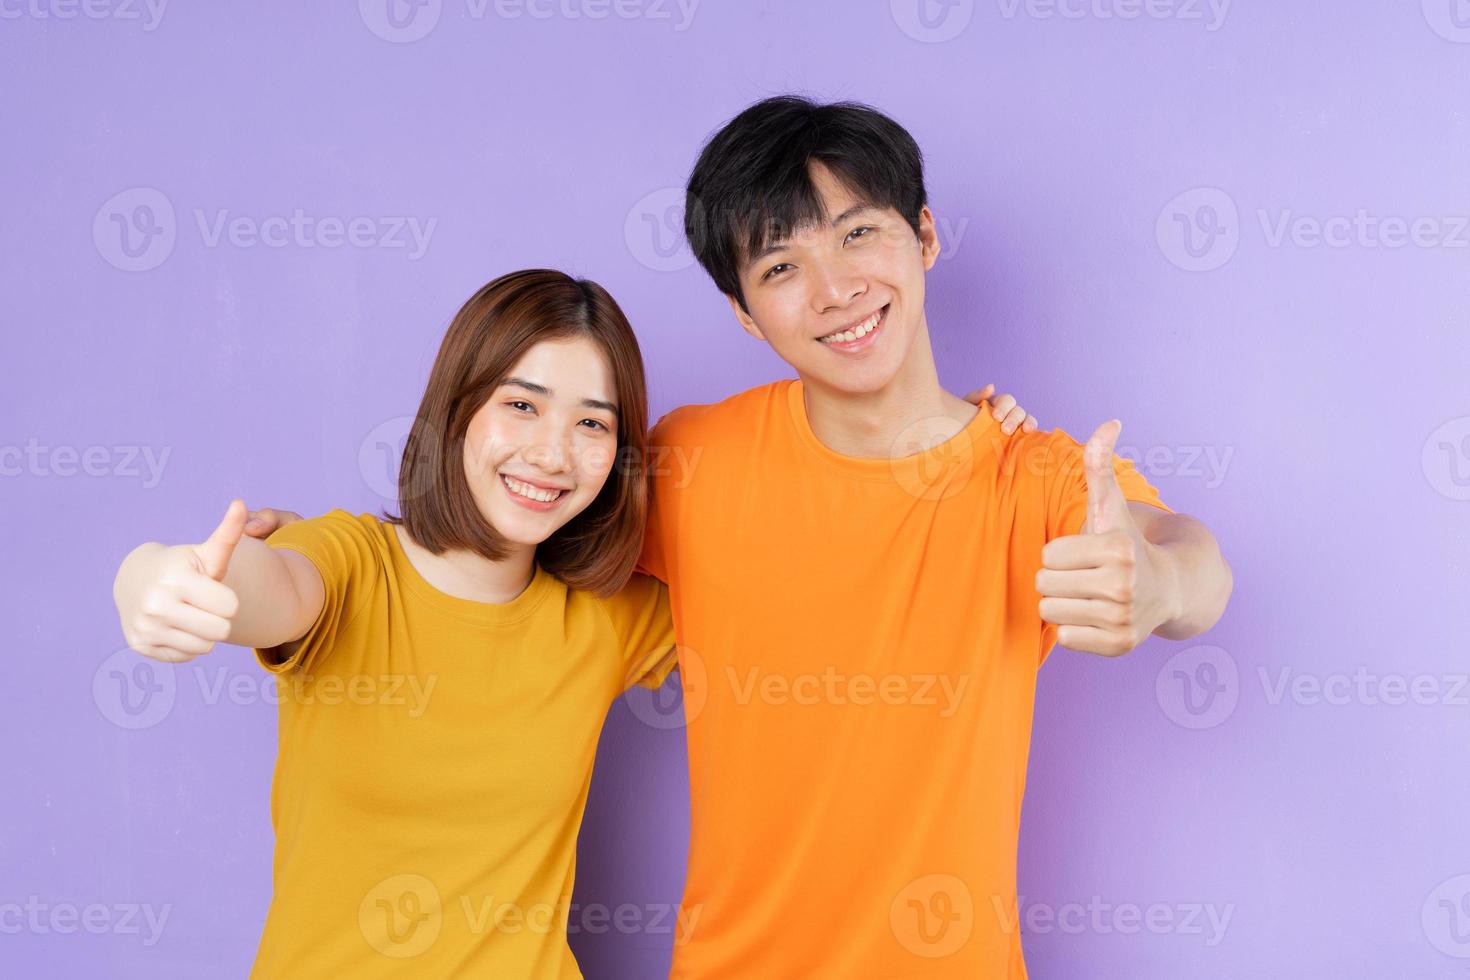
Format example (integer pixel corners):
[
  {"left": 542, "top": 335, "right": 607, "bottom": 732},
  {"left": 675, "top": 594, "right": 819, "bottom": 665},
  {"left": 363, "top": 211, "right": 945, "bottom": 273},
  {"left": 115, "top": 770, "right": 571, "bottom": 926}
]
[
  {"left": 114, "top": 500, "right": 247, "bottom": 663},
  {"left": 1035, "top": 421, "right": 1178, "bottom": 657}
]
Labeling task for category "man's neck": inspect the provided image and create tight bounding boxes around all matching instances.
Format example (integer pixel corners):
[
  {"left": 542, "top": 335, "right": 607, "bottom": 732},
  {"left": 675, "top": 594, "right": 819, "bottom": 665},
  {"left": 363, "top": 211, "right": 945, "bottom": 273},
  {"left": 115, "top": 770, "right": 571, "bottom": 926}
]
[{"left": 799, "top": 322, "right": 978, "bottom": 460}]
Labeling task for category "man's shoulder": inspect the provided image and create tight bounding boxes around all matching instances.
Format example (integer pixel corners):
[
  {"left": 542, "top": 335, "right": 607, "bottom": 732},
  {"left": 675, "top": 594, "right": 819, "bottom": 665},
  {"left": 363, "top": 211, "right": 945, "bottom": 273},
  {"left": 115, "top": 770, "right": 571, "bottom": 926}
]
[{"left": 648, "top": 379, "right": 792, "bottom": 448}]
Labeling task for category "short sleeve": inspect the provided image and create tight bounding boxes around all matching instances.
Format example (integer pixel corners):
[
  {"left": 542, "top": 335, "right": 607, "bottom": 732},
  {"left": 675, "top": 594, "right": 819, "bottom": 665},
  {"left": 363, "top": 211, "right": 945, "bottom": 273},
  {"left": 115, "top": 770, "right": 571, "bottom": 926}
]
[
  {"left": 1041, "top": 428, "right": 1174, "bottom": 541},
  {"left": 253, "top": 510, "right": 382, "bottom": 675},
  {"left": 635, "top": 411, "right": 684, "bottom": 584},
  {"left": 601, "top": 573, "right": 677, "bottom": 691}
]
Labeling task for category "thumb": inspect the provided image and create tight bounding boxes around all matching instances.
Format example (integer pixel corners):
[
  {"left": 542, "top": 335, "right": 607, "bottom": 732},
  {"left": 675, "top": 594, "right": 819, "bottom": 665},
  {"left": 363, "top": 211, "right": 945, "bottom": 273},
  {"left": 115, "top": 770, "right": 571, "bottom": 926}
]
[
  {"left": 962, "top": 383, "right": 995, "bottom": 406},
  {"left": 1082, "top": 420, "right": 1130, "bottom": 534},
  {"left": 198, "top": 499, "right": 248, "bottom": 581}
]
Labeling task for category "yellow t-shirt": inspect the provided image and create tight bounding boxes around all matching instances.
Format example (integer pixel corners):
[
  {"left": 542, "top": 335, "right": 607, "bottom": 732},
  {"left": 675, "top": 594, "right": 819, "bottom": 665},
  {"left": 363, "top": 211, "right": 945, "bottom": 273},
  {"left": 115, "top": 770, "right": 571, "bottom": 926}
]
[
  {"left": 248, "top": 510, "right": 676, "bottom": 979},
  {"left": 638, "top": 380, "right": 1171, "bottom": 979}
]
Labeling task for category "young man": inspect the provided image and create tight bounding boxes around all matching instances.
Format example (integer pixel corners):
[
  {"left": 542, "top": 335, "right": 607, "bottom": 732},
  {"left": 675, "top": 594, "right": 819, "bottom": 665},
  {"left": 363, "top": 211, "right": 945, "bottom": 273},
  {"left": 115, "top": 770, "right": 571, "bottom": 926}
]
[
  {"left": 630, "top": 95, "right": 1231, "bottom": 978},
  {"left": 248, "top": 96, "right": 1230, "bottom": 977}
]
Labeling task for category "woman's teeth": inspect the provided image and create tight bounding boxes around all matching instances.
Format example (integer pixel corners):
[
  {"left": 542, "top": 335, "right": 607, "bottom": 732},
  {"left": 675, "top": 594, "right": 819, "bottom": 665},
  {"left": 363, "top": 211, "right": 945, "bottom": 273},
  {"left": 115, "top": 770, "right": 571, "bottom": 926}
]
[
  {"left": 818, "top": 308, "right": 883, "bottom": 344},
  {"left": 501, "top": 474, "right": 565, "bottom": 503}
]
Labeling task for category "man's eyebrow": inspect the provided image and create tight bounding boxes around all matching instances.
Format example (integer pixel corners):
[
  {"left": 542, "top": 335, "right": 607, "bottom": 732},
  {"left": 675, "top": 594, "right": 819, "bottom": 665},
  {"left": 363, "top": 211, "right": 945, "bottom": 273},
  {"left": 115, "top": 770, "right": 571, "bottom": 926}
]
[
  {"left": 745, "top": 203, "right": 881, "bottom": 266},
  {"left": 503, "top": 377, "right": 618, "bottom": 415}
]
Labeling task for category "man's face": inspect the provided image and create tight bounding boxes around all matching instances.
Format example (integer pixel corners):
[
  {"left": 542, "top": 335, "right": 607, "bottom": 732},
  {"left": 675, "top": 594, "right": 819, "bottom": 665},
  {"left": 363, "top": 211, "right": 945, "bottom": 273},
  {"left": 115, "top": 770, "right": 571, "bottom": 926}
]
[{"left": 728, "top": 162, "right": 940, "bottom": 396}]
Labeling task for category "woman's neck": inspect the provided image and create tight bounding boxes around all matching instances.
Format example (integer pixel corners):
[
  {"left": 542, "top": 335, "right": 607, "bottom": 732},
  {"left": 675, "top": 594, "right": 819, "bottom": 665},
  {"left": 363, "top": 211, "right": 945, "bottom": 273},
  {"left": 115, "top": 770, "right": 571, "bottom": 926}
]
[{"left": 392, "top": 524, "right": 537, "bottom": 604}]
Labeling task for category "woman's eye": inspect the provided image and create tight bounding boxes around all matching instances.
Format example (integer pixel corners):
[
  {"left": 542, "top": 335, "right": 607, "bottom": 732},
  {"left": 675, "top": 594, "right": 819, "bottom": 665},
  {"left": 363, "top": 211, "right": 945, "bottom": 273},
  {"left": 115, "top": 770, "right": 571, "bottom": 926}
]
[
  {"left": 580, "top": 419, "right": 611, "bottom": 432},
  {"left": 507, "top": 400, "right": 534, "bottom": 413},
  {"left": 762, "top": 263, "right": 793, "bottom": 281}
]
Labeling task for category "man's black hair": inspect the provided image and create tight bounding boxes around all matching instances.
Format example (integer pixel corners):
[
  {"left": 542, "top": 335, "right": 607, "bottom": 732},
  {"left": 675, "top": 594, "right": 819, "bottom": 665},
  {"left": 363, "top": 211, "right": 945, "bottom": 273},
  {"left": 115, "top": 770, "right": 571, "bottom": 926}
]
[{"left": 684, "top": 95, "right": 928, "bottom": 312}]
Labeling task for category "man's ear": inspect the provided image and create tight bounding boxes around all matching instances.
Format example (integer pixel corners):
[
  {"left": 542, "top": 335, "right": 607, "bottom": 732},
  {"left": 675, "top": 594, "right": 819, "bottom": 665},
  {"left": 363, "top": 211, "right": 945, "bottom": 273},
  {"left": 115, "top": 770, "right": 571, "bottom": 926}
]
[
  {"left": 917, "top": 204, "right": 941, "bottom": 271},
  {"left": 726, "top": 293, "right": 767, "bottom": 341}
]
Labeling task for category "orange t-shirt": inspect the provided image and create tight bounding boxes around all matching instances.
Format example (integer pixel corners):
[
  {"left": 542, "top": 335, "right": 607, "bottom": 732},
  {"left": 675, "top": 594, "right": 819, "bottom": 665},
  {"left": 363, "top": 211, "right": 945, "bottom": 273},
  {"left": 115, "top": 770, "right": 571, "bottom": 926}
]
[{"left": 639, "top": 380, "right": 1171, "bottom": 979}]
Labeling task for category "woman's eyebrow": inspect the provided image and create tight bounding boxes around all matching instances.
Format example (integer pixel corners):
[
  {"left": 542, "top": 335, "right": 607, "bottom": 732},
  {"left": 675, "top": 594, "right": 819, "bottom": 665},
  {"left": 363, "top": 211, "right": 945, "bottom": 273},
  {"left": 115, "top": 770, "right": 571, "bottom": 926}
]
[{"left": 503, "top": 377, "right": 618, "bottom": 415}]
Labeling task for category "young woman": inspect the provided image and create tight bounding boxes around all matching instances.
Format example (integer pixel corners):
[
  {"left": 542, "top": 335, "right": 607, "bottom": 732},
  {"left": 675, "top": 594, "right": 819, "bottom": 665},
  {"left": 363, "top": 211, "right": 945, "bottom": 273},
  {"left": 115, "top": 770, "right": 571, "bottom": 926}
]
[
  {"left": 112, "top": 270, "right": 680, "bottom": 977},
  {"left": 111, "top": 268, "right": 1038, "bottom": 977}
]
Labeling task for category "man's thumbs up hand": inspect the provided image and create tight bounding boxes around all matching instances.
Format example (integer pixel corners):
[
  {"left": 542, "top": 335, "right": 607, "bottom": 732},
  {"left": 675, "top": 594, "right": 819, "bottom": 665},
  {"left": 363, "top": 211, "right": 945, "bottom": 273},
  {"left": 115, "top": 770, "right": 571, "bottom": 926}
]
[{"left": 1036, "top": 421, "right": 1181, "bottom": 657}]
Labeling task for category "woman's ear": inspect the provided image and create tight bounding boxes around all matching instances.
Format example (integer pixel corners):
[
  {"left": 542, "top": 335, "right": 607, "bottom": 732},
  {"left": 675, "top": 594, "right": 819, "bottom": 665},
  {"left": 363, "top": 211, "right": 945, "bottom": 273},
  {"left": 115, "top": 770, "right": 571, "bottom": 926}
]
[{"left": 726, "top": 293, "right": 767, "bottom": 341}]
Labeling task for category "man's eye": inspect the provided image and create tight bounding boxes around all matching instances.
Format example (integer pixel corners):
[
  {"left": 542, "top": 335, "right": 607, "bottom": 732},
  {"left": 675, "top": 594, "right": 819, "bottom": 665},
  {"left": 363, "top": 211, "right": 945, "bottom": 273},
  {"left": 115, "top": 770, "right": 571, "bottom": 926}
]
[
  {"left": 762, "top": 263, "right": 793, "bottom": 281},
  {"left": 846, "top": 225, "right": 875, "bottom": 244}
]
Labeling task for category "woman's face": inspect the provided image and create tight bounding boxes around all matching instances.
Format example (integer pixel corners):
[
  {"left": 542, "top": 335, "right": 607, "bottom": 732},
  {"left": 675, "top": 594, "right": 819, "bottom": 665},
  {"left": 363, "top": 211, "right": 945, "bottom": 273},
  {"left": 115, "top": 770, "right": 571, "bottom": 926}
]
[{"left": 461, "top": 336, "right": 620, "bottom": 548}]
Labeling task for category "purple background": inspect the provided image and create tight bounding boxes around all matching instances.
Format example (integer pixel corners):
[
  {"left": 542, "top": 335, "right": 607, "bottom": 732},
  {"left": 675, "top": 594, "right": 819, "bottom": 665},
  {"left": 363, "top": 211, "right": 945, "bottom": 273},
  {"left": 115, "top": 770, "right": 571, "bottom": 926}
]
[{"left": 4, "top": 1, "right": 1468, "bottom": 976}]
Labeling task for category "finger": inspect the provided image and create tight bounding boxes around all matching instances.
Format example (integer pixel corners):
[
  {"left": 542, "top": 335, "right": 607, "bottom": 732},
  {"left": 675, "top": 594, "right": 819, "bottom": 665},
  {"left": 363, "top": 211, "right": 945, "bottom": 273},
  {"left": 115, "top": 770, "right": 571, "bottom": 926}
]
[
  {"left": 199, "top": 500, "right": 248, "bottom": 581},
  {"left": 991, "top": 393, "right": 1017, "bottom": 419},
  {"left": 174, "top": 574, "right": 240, "bottom": 619},
  {"left": 1039, "top": 597, "right": 1121, "bottom": 629},
  {"left": 136, "top": 644, "right": 198, "bottom": 664},
  {"left": 1041, "top": 533, "right": 1120, "bottom": 570},
  {"left": 962, "top": 383, "right": 995, "bottom": 406},
  {"left": 1035, "top": 566, "right": 1126, "bottom": 600},
  {"left": 1055, "top": 624, "right": 1128, "bottom": 657},
  {"left": 154, "top": 602, "right": 233, "bottom": 643},
  {"left": 244, "top": 508, "right": 280, "bottom": 538},
  {"left": 1023, "top": 414, "right": 1039, "bottom": 432},
  {"left": 1083, "top": 420, "right": 1130, "bottom": 535},
  {"left": 1000, "top": 404, "right": 1027, "bottom": 435},
  {"left": 151, "top": 628, "right": 215, "bottom": 657}
]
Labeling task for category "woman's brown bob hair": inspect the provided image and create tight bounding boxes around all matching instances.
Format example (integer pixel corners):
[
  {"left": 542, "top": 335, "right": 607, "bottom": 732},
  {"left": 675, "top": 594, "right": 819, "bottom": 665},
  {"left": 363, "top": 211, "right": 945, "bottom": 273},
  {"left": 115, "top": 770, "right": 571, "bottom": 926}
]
[{"left": 389, "top": 269, "right": 651, "bottom": 597}]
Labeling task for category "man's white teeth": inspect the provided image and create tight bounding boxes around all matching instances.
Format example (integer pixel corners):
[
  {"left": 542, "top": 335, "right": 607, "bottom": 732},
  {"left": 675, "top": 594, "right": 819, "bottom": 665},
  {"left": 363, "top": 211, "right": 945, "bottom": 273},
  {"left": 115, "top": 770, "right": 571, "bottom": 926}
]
[
  {"left": 501, "top": 474, "right": 563, "bottom": 503},
  {"left": 819, "top": 309, "right": 882, "bottom": 344}
]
